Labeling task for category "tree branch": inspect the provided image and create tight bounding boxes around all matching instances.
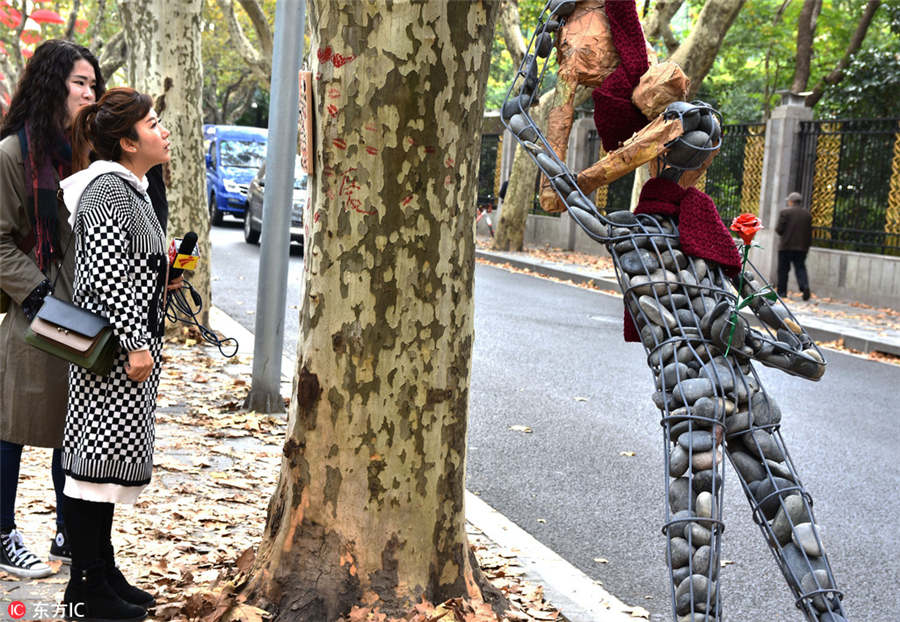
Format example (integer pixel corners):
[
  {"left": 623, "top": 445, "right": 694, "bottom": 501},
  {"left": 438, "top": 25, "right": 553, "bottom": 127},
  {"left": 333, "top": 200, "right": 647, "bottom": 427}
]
[
  {"left": 216, "top": 0, "right": 270, "bottom": 80},
  {"left": 98, "top": 29, "right": 128, "bottom": 80},
  {"left": 790, "top": 0, "right": 822, "bottom": 93},
  {"left": 643, "top": 0, "right": 684, "bottom": 56},
  {"left": 63, "top": 0, "right": 82, "bottom": 40},
  {"left": 237, "top": 0, "right": 273, "bottom": 60},
  {"left": 669, "top": 0, "right": 746, "bottom": 98},
  {"left": 498, "top": 0, "right": 527, "bottom": 70},
  {"left": 805, "top": 0, "right": 882, "bottom": 107},
  {"left": 88, "top": 0, "right": 109, "bottom": 51}
]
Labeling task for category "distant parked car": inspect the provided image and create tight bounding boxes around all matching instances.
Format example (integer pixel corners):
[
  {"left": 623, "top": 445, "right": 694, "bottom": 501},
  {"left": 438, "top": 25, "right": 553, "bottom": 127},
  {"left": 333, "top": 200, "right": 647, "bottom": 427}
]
[
  {"left": 244, "top": 159, "right": 308, "bottom": 249},
  {"left": 204, "top": 124, "right": 268, "bottom": 225}
]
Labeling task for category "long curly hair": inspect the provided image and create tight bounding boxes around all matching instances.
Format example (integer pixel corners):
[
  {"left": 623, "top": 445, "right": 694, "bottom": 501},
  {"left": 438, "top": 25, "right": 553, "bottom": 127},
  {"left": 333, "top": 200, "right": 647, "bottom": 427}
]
[{"left": 0, "top": 39, "right": 105, "bottom": 166}]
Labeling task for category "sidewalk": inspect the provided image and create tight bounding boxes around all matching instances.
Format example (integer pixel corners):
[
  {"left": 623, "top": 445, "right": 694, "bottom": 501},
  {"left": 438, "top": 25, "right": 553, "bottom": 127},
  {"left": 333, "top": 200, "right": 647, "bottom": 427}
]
[
  {"left": 1, "top": 310, "right": 643, "bottom": 622},
  {"left": 475, "top": 242, "right": 900, "bottom": 361}
]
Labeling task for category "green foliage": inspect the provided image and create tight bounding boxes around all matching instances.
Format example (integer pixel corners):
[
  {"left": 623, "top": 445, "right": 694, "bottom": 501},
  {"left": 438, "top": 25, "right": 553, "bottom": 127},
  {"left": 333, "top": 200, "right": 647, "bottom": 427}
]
[{"left": 699, "top": 0, "right": 900, "bottom": 122}]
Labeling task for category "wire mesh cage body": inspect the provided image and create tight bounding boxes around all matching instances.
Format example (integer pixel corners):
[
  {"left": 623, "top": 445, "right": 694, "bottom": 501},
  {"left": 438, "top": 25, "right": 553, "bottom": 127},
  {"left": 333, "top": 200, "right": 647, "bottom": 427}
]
[{"left": 499, "top": 2, "right": 851, "bottom": 620}]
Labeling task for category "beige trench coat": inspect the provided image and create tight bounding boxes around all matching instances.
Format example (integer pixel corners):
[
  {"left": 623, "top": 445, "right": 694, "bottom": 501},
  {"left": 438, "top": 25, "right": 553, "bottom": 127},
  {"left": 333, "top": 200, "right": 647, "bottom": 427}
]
[{"left": 0, "top": 133, "right": 74, "bottom": 448}]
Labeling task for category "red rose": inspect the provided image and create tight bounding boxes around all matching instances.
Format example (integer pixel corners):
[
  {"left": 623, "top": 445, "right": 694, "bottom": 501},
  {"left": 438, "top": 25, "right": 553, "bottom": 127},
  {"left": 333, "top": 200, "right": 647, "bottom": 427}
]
[{"left": 730, "top": 213, "right": 763, "bottom": 245}]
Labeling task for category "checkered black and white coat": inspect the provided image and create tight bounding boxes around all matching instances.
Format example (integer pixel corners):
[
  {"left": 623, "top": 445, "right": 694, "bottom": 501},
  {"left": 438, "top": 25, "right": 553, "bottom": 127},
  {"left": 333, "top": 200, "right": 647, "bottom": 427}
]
[{"left": 62, "top": 173, "right": 167, "bottom": 487}]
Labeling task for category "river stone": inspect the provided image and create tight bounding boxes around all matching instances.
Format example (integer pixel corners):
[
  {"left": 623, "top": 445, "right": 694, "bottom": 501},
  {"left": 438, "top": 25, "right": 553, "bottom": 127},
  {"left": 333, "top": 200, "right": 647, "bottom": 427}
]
[
  {"left": 678, "top": 614, "right": 714, "bottom": 622},
  {"left": 659, "top": 362, "right": 693, "bottom": 390},
  {"left": 639, "top": 295, "right": 677, "bottom": 328},
  {"left": 800, "top": 568, "right": 836, "bottom": 612},
  {"left": 757, "top": 301, "right": 790, "bottom": 330},
  {"left": 772, "top": 494, "right": 812, "bottom": 545},
  {"left": 749, "top": 391, "right": 781, "bottom": 426},
  {"left": 678, "top": 268, "right": 699, "bottom": 290},
  {"left": 675, "top": 345, "right": 700, "bottom": 364},
  {"left": 672, "top": 566, "right": 692, "bottom": 588},
  {"left": 607, "top": 210, "right": 638, "bottom": 225},
  {"left": 693, "top": 396, "right": 731, "bottom": 422},
  {"left": 692, "top": 448, "right": 721, "bottom": 471},
  {"left": 620, "top": 248, "right": 659, "bottom": 275},
  {"left": 614, "top": 237, "right": 644, "bottom": 253},
  {"left": 672, "top": 378, "right": 715, "bottom": 406},
  {"left": 691, "top": 258, "right": 708, "bottom": 281},
  {"left": 669, "top": 536, "right": 692, "bottom": 568},
  {"left": 629, "top": 274, "right": 654, "bottom": 296},
  {"left": 660, "top": 293, "right": 691, "bottom": 309},
  {"left": 742, "top": 429, "right": 785, "bottom": 462},
  {"left": 675, "top": 574, "right": 714, "bottom": 615},
  {"left": 710, "top": 311, "right": 747, "bottom": 351},
  {"left": 657, "top": 342, "right": 676, "bottom": 364},
  {"left": 640, "top": 323, "right": 665, "bottom": 345},
  {"left": 782, "top": 542, "right": 827, "bottom": 584},
  {"left": 675, "top": 308, "right": 699, "bottom": 329},
  {"left": 818, "top": 614, "right": 848, "bottom": 622},
  {"left": 698, "top": 364, "right": 735, "bottom": 393},
  {"left": 696, "top": 491, "right": 713, "bottom": 518},
  {"left": 692, "top": 296, "right": 716, "bottom": 318},
  {"left": 662, "top": 249, "right": 689, "bottom": 272},
  {"left": 724, "top": 410, "right": 751, "bottom": 436},
  {"left": 793, "top": 522, "right": 824, "bottom": 557},
  {"left": 753, "top": 476, "right": 798, "bottom": 519},
  {"left": 765, "top": 459, "right": 795, "bottom": 481},
  {"left": 652, "top": 390, "right": 675, "bottom": 411},
  {"left": 677, "top": 430, "right": 714, "bottom": 452},
  {"left": 692, "top": 544, "right": 719, "bottom": 580},
  {"left": 669, "top": 445, "right": 689, "bottom": 477},
  {"left": 729, "top": 450, "right": 766, "bottom": 483},
  {"left": 692, "top": 469, "right": 722, "bottom": 494},
  {"left": 669, "top": 477, "right": 696, "bottom": 513},
  {"left": 509, "top": 114, "right": 538, "bottom": 142}
]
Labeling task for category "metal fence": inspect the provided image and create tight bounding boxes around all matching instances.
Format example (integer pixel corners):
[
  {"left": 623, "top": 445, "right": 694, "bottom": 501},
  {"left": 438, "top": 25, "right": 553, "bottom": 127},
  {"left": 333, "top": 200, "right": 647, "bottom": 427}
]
[
  {"left": 703, "top": 123, "right": 766, "bottom": 225},
  {"left": 794, "top": 118, "right": 900, "bottom": 255}
]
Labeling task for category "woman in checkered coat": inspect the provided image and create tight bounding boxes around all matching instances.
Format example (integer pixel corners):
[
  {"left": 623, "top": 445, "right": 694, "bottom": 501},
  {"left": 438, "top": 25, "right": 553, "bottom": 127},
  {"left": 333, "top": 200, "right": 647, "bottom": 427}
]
[{"left": 58, "top": 87, "right": 171, "bottom": 622}]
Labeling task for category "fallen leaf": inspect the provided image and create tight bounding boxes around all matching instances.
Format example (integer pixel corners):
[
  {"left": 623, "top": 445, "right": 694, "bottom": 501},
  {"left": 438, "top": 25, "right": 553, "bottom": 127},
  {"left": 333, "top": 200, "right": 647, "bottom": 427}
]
[
  {"left": 593, "top": 557, "right": 608, "bottom": 564},
  {"left": 619, "top": 451, "right": 636, "bottom": 457},
  {"left": 509, "top": 425, "right": 532, "bottom": 433},
  {"left": 573, "top": 396, "right": 589, "bottom": 402}
]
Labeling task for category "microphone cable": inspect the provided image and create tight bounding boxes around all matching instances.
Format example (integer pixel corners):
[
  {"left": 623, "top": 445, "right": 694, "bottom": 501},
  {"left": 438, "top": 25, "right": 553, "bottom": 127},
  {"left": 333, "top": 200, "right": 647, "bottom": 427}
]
[{"left": 165, "top": 279, "right": 239, "bottom": 358}]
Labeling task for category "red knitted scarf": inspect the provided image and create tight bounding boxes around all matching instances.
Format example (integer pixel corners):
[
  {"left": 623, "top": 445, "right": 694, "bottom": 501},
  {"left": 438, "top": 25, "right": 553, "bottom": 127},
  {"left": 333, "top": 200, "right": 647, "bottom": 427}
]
[
  {"left": 592, "top": 1, "right": 649, "bottom": 152},
  {"left": 622, "top": 177, "right": 741, "bottom": 342}
]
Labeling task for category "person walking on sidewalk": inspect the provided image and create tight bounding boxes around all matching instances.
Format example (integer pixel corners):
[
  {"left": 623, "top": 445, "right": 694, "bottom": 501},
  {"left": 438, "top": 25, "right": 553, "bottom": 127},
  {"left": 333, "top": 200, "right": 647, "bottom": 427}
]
[
  {"left": 57, "top": 87, "right": 171, "bottom": 622},
  {"left": 775, "top": 191, "right": 813, "bottom": 300},
  {"left": 0, "top": 39, "right": 105, "bottom": 578}
]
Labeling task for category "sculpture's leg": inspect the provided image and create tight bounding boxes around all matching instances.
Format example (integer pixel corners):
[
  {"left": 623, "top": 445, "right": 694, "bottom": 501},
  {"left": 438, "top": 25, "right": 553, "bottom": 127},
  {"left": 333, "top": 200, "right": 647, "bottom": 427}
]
[
  {"left": 609, "top": 214, "right": 729, "bottom": 621},
  {"left": 725, "top": 387, "right": 848, "bottom": 621}
]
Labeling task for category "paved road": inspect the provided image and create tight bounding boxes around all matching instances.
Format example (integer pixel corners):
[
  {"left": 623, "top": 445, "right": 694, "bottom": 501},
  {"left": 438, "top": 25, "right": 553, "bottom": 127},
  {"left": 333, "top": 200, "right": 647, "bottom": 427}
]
[{"left": 210, "top": 224, "right": 899, "bottom": 621}]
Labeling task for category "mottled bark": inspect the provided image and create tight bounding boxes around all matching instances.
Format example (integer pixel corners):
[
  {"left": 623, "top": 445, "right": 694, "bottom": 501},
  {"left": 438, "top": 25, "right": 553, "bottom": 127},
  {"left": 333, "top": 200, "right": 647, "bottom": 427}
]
[
  {"left": 790, "top": 0, "right": 823, "bottom": 94},
  {"left": 669, "top": 0, "right": 745, "bottom": 99},
  {"left": 498, "top": 0, "right": 527, "bottom": 70},
  {"left": 805, "top": 0, "right": 882, "bottom": 108},
  {"left": 119, "top": 0, "right": 210, "bottom": 325},
  {"left": 242, "top": 2, "right": 500, "bottom": 620},
  {"left": 97, "top": 30, "right": 127, "bottom": 82}
]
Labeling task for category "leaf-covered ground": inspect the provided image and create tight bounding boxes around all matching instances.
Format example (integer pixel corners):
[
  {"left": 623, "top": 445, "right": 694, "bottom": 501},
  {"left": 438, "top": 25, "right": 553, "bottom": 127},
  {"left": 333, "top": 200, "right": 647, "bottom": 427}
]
[{"left": 1, "top": 334, "right": 563, "bottom": 622}]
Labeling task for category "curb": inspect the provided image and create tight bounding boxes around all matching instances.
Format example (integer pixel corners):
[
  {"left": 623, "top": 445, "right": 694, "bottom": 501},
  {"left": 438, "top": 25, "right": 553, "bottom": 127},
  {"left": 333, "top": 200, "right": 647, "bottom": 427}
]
[
  {"left": 209, "top": 306, "right": 640, "bottom": 622},
  {"left": 475, "top": 249, "right": 900, "bottom": 357}
]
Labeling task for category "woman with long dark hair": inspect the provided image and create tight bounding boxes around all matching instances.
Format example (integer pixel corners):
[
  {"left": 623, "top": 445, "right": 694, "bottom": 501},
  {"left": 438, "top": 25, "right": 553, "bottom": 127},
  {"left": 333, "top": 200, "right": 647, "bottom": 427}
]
[
  {"left": 0, "top": 39, "right": 104, "bottom": 578},
  {"left": 57, "top": 87, "right": 171, "bottom": 621}
]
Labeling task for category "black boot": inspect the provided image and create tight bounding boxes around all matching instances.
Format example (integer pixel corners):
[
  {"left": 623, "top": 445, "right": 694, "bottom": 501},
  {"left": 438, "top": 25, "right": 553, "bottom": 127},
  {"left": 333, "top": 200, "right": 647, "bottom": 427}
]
[
  {"left": 63, "top": 560, "right": 147, "bottom": 622},
  {"left": 106, "top": 563, "right": 156, "bottom": 608},
  {"left": 100, "top": 521, "right": 155, "bottom": 608}
]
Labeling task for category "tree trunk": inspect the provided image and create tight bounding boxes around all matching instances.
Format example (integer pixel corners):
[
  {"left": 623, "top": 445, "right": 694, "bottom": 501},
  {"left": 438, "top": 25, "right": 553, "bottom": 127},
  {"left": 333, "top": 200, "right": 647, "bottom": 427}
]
[
  {"left": 119, "top": 0, "right": 210, "bottom": 325},
  {"left": 242, "top": 2, "right": 500, "bottom": 620},
  {"left": 790, "top": 0, "right": 823, "bottom": 94},
  {"left": 669, "top": 0, "right": 746, "bottom": 98},
  {"left": 805, "top": 0, "right": 882, "bottom": 108}
]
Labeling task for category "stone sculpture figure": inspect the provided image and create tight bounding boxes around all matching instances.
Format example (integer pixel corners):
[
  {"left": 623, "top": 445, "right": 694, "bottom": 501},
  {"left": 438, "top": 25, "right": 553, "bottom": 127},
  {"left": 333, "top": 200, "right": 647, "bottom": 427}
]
[{"left": 501, "top": 2, "right": 849, "bottom": 621}]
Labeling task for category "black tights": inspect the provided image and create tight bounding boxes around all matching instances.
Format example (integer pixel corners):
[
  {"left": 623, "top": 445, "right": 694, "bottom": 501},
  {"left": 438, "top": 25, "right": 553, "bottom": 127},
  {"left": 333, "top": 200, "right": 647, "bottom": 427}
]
[{"left": 62, "top": 495, "right": 114, "bottom": 569}]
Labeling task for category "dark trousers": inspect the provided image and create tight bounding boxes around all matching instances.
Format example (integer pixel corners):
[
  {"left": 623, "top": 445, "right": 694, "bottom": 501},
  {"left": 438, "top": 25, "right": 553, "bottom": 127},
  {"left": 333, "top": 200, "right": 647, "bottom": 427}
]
[
  {"left": 0, "top": 441, "right": 65, "bottom": 531},
  {"left": 777, "top": 249, "right": 809, "bottom": 295}
]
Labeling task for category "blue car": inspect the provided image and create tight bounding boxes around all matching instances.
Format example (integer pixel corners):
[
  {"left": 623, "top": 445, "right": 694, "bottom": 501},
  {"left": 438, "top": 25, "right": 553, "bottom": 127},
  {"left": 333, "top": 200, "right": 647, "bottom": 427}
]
[{"left": 204, "top": 125, "right": 268, "bottom": 225}]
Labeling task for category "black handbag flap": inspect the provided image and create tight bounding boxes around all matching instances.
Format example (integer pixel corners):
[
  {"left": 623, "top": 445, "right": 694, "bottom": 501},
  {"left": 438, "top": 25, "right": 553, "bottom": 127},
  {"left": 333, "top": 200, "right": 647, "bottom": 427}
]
[{"left": 36, "top": 296, "right": 110, "bottom": 339}]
